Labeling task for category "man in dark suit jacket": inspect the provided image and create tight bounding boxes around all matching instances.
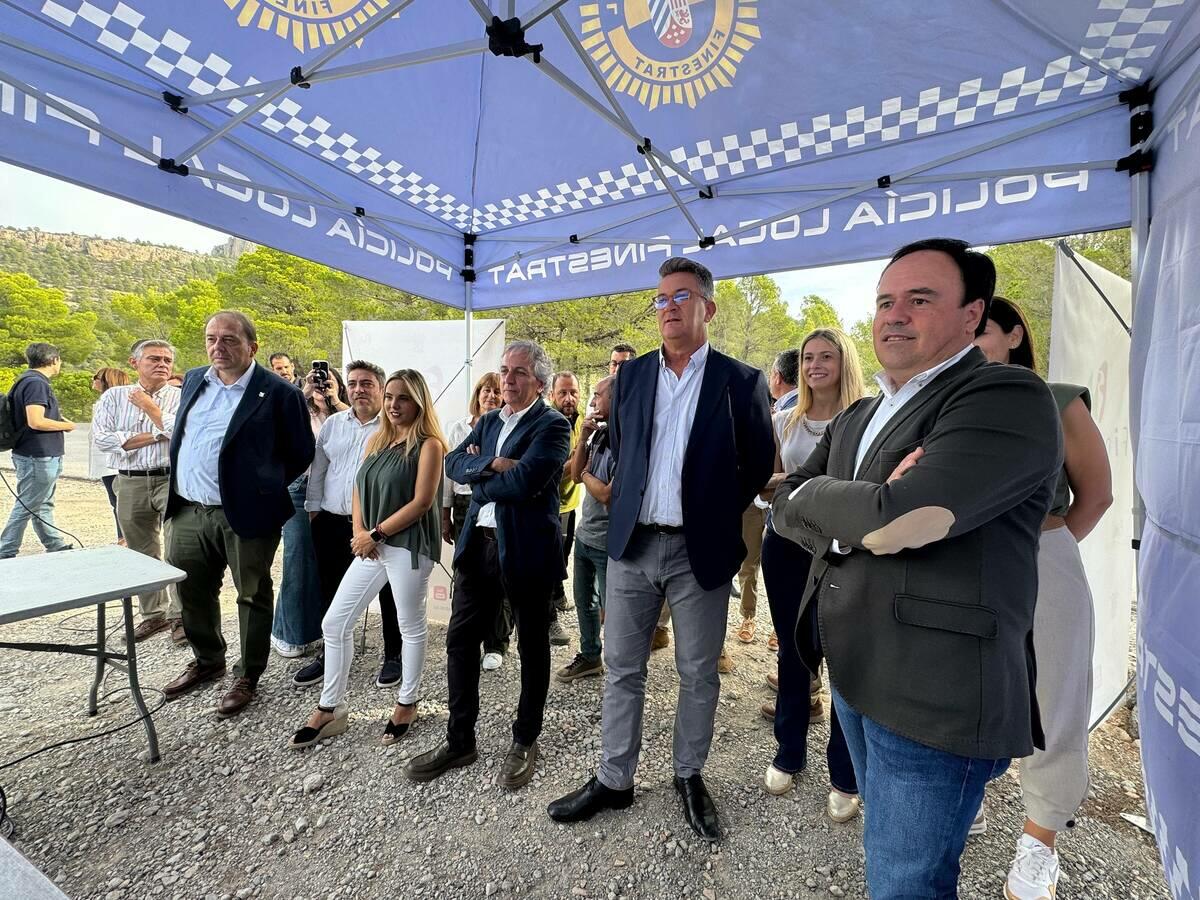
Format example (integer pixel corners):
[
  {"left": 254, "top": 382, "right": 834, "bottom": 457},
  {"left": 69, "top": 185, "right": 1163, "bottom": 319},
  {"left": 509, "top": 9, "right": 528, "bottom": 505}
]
[
  {"left": 549, "top": 257, "right": 774, "bottom": 840},
  {"left": 772, "top": 239, "right": 1062, "bottom": 898},
  {"left": 403, "top": 339, "right": 571, "bottom": 789},
  {"left": 161, "top": 310, "right": 314, "bottom": 718}
]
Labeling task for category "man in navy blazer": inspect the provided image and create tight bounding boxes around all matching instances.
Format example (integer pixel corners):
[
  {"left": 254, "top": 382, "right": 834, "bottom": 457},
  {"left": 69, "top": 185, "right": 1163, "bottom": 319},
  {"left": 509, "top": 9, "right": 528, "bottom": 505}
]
[
  {"left": 550, "top": 257, "right": 774, "bottom": 840},
  {"left": 404, "top": 339, "right": 571, "bottom": 789},
  {"left": 161, "top": 310, "right": 314, "bottom": 718}
]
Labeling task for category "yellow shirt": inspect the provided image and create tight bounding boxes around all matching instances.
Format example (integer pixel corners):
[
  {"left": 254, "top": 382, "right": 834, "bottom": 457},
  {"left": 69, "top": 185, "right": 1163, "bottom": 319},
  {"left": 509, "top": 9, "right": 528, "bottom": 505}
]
[{"left": 558, "top": 411, "right": 584, "bottom": 514}]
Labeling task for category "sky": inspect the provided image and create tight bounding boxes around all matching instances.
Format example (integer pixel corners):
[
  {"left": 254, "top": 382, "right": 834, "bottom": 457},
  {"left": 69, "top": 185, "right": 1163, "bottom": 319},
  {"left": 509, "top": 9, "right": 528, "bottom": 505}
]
[{"left": 0, "top": 161, "right": 884, "bottom": 326}]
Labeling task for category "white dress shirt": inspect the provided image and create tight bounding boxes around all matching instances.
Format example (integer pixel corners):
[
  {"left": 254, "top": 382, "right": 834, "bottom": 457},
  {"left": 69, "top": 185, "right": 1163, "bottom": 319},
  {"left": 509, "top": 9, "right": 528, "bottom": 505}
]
[
  {"left": 305, "top": 408, "right": 382, "bottom": 516},
  {"left": 91, "top": 383, "right": 181, "bottom": 471},
  {"left": 475, "top": 402, "right": 534, "bottom": 528},
  {"left": 442, "top": 415, "right": 475, "bottom": 506},
  {"left": 175, "top": 364, "right": 256, "bottom": 505},
  {"left": 853, "top": 343, "right": 976, "bottom": 475},
  {"left": 638, "top": 342, "right": 710, "bottom": 527},
  {"left": 775, "top": 387, "right": 799, "bottom": 412}
]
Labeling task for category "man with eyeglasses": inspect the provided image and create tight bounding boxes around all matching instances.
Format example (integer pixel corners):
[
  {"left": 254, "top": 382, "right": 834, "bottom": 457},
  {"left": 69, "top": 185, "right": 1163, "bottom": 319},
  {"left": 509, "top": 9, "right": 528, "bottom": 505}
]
[
  {"left": 549, "top": 257, "right": 774, "bottom": 841},
  {"left": 91, "top": 339, "right": 184, "bottom": 643}
]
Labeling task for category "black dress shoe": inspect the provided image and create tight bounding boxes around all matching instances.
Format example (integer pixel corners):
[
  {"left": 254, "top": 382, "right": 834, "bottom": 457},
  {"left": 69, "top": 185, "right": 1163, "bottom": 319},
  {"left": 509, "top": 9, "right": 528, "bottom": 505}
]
[
  {"left": 402, "top": 742, "right": 478, "bottom": 782},
  {"left": 673, "top": 774, "right": 721, "bottom": 841},
  {"left": 547, "top": 776, "right": 635, "bottom": 823},
  {"left": 500, "top": 740, "right": 538, "bottom": 789}
]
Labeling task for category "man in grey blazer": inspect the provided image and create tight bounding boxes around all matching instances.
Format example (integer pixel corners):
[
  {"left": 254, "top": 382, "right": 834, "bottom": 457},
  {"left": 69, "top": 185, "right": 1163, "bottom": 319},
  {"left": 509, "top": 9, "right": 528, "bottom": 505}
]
[{"left": 772, "top": 239, "right": 1062, "bottom": 899}]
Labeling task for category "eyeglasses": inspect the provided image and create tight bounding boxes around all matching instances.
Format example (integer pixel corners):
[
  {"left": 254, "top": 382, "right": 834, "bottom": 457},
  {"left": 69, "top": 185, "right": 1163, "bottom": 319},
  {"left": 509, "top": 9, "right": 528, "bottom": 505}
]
[{"left": 653, "top": 289, "right": 705, "bottom": 310}]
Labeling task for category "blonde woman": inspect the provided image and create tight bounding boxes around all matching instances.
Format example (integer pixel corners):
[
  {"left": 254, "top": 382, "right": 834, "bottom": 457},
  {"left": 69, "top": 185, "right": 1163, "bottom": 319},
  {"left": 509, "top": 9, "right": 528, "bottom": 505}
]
[
  {"left": 290, "top": 369, "right": 446, "bottom": 748},
  {"left": 759, "top": 329, "right": 867, "bottom": 822}
]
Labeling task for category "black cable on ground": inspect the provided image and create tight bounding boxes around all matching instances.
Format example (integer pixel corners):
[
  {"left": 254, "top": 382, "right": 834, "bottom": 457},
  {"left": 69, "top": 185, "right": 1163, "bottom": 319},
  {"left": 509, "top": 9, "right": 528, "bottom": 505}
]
[{"left": 0, "top": 467, "right": 86, "bottom": 550}]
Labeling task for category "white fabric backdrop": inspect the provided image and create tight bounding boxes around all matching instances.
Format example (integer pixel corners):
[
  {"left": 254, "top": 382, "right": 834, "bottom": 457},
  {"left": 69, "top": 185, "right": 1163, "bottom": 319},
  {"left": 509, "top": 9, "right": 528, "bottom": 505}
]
[{"left": 1048, "top": 248, "right": 1134, "bottom": 727}]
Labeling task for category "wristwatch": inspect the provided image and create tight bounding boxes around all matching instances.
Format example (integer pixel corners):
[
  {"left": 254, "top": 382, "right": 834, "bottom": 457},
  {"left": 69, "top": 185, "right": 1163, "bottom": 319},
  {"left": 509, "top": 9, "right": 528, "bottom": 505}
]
[{"left": 368, "top": 525, "right": 387, "bottom": 543}]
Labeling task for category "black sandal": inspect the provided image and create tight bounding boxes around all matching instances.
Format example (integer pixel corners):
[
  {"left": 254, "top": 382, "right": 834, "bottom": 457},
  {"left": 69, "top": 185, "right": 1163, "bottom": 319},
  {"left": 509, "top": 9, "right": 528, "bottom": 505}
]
[
  {"left": 381, "top": 702, "right": 418, "bottom": 745},
  {"left": 289, "top": 706, "right": 347, "bottom": 749}
]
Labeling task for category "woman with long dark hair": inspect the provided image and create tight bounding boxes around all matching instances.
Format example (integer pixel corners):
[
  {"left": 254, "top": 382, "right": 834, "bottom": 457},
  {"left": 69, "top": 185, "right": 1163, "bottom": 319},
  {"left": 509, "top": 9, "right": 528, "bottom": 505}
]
[
  {"left": 759, "top": 328, "right": 866, "bottom": 824},
  {"left": 290, "top": 369, "right": 446, "bottom": 748},
  {"left": 89, "top": 367, "right": 131, "bottom": 542},
  {"left": 975, "top": 297, "right": 1112, "bottom": 900}
]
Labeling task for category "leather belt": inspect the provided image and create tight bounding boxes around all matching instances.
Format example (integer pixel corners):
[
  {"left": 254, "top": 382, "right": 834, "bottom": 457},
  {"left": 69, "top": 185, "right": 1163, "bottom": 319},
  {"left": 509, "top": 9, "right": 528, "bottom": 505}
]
[
  {"left": 637, "top": 522, "right": 684, "bottom": 535},
  {"left": 475, "top": 526, "right": 498, "bottom": 541},
  {"left": 118, "top": 468, "right": 170, "bottom": 477}
]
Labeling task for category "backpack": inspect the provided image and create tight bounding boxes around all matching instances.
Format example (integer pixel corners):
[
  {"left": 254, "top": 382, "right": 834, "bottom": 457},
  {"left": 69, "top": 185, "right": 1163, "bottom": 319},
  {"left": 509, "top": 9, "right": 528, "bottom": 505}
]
[{"left": 0, "top": 373, "right": 33, "bottom": 452}]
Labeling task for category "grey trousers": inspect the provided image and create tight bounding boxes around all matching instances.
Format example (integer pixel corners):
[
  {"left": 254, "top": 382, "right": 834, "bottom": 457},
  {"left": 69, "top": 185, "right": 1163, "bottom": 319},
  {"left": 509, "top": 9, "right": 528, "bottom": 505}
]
[
  {"left": 1021, "top": 525, "right": 1095, "bottom": 831},
  {"left": 598, "top": 530, "right": 728, "bottom": 790},
  {"left": 115, "top": 473, "right": 181, "bottom": 622}
]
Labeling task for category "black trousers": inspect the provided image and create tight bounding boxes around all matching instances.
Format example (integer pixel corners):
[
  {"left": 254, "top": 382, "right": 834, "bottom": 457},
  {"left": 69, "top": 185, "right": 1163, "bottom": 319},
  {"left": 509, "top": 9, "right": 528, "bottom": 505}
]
[
  {"left": 451, "top": 495, "right": 512, "bottom": 654},
  {"left": 446, "top": 531, "right": 551, "bottom": 751},
  {"left": 310, "top": 510, "right": 402, "bottom": 659}
]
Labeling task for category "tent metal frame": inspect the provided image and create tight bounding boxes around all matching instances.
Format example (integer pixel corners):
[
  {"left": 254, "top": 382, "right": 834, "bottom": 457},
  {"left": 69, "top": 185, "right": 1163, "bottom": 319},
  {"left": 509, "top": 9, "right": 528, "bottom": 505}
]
[{"left": 0, "top": 0, "right": 1189, "bottom": 406}]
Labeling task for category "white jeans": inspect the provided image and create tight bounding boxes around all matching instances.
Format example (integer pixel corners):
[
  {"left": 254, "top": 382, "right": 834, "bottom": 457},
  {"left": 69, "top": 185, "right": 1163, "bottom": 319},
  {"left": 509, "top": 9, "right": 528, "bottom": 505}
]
[{"left": 320, "top": 544, "right": 432, "bottom": 708}]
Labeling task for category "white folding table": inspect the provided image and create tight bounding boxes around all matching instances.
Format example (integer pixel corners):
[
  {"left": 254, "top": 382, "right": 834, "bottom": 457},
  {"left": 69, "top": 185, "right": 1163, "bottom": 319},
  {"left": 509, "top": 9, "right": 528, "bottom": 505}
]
[{"left": 0, "top": 546, "right": 186, "bottom": 762}]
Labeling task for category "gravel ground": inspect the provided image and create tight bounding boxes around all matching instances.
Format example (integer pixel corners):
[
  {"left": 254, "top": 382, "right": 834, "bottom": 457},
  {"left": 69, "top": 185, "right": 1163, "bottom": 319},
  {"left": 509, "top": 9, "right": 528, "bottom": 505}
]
[{"left": 0, "top": 476, "right": 1168, "bottom": 900}]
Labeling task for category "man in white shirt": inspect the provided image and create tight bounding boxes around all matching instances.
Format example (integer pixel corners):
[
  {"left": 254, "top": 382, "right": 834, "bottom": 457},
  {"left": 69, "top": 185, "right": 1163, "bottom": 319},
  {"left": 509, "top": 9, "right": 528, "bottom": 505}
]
[
  {"left": 162, "top": 311, "right": 314, "bottom": 718},
  {"left": 549, "top": 258, "right": 774, "bottom": 841},
  {"left": 771, "top": 239, "right": 1062, "bottom": 899},
  {"left": 91, "top": 339, "right": 182, "bottom": 642},
  {"left": 289, "top": 359, "right": 405, "bottom": 689}
]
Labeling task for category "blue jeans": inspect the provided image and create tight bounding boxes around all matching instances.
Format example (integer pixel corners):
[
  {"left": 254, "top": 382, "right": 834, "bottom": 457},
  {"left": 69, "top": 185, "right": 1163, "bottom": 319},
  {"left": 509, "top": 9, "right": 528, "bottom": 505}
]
[
  {"left": 0, "top": 454, "right": 71, "bottom": 558},
  {"left": 832, "top": 688, "right": 1009, "bottom": 899},
  {"left": 271, "top": 475, "right": 324, "bottom": 650},
  {"left": 572, "top": 538, "right": 608, "bottom": 659}
]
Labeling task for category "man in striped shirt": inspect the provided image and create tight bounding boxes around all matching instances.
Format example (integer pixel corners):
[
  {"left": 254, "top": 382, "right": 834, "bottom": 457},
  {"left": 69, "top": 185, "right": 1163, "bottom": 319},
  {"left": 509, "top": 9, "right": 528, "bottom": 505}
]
[{"left": 92, "top": 339, "right": 184, "bottom": 643}]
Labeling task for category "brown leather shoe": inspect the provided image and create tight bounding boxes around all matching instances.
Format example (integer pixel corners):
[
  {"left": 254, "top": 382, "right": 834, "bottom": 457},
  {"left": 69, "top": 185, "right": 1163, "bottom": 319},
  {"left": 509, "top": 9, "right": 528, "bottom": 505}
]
[
  {"left": 767, "top": 630, "right": 779, "bottom": 652},
  {"left": 216, "top": 678, "right": 256, "bottom": 718},
  {"left": 760, "top": 702, "right": 776, "bottom": 721},
  {"left": 163, "top": 660, "right": 227, "bottom": 700},
  {"left": 500, "top": 740, "right": 538, "bottom": 789},
  {"left": 168, "top": 618, "right": 188, "bottom": 646},
  {"left": 651, "top": 626, "right": 670, "bottom": 652},
  {"left": 131, "top": 617, "right": 169, "bottom": 643},
  {"left": 717, "top": 649, "right": 733, "bottom": 674},
  {"left": 766, "top": 671, "right": 779, "bottom": 692}
]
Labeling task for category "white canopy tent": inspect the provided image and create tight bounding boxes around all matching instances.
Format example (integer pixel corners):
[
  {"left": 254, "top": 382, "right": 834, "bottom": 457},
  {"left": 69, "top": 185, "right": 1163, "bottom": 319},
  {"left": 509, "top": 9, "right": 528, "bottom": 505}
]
[{"left": 0, "top": 0, "right": 1197, "bottom": 886}]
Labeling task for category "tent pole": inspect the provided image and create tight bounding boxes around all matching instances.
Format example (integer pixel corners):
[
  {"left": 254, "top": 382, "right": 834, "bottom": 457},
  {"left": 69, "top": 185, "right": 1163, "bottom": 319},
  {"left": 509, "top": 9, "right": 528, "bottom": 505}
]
[
  {"left": 1130, "top": 132, "right": 1151, "bottom": 549},
  {"left": 464, "top": 281, "right": 474, "bottom": 392}
]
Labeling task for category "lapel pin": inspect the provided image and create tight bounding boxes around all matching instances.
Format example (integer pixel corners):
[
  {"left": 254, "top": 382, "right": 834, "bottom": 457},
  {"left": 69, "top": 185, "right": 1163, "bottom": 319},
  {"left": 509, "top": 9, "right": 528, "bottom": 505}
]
[{"left": 258, "top": 391, "right": 265, "bottom": 397}]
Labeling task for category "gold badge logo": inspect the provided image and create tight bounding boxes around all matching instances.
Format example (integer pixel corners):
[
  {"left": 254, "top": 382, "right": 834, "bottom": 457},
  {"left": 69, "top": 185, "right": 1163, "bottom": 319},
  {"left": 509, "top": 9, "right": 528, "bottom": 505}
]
[
  {"left": 225, "top": 0, "right": 389, "bottom": 52},
  {"left": 579, "top": 0, "right": 761, "bottom": 110}
]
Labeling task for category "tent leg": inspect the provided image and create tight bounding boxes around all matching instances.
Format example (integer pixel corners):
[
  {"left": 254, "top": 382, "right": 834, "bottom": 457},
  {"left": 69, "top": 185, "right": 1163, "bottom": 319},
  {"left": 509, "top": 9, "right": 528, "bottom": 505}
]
[
  {"left": 464, "top": 281, "right": 474, "bottom": 391},
  {"left": 1130, "top": 134, "right": 1151, "bottom": 548}
]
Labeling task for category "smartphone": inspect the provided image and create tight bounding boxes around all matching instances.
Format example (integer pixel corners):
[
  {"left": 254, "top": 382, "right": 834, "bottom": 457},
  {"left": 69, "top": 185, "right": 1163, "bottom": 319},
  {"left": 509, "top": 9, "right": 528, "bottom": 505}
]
[{"left": 311, "top": 360, "right": 330, "bottom": 388}]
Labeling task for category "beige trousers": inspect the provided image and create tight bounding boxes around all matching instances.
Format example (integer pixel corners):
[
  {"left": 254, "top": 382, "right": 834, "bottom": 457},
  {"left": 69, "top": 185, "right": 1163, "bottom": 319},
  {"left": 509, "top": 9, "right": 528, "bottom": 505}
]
[{"left": 115, "top": 473, "right": 181, "bottom": 621}]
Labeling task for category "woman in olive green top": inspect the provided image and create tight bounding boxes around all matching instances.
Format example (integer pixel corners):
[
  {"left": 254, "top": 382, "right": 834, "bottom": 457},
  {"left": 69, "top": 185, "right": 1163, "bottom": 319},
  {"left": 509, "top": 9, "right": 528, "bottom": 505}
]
[
  {"left": 975, "top": 298, "right": 1113, "bottom": 900},
  {"left": 290, "top": 369, "right": 447, "bottom": 749}
]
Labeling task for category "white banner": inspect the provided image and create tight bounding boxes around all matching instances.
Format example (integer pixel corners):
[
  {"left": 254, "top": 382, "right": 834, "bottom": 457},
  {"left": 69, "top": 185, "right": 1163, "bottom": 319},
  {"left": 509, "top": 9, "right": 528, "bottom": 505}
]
[
  {"left": 1049, "top": 247, "right": 1135, "bottom": 727},
  {"left": 341, "top": 318, "right": 507, "bottom": 622}
]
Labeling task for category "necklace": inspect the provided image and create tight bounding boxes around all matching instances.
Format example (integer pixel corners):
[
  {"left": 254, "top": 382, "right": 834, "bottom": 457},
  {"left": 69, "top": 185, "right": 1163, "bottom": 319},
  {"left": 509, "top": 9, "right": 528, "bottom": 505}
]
[{"left": 801, "top": 415, "right": 827, "bottom": 437}]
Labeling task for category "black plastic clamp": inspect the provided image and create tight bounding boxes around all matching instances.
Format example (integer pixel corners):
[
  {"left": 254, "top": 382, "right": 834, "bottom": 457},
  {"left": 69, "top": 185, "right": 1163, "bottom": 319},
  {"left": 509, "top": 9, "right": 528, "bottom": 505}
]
[
  {"left": 157, "top": 158, "right": 189, "bottom": 176},
  {"left": 569, "top": 234, "right": 580, "bottom": 244},
  {"left": 290, "top": 66, "right": 311, "bottom": 88},
  {"left": 698, "top": 236, "right": 716, "bottom": 250},
  {"left": 462, "top": 268, "right": 477, "bottom": 283},
  {"left": 698, "top": 186, "right": 714, "bottom": 200},
  {"left": 1116, "top": 149, "right": 1154, "bottom": 176},
  {"left": 354, "top": 206, "right": 366, "bottom": 218},
  {"left": 486, "top": 16, "right": 543, "bottom": 64},
  {"left": 877, "top": 174, "right": 892, "bottom": 189},
  {"left": 637, "top": 137, "right": 652, "bottom": 156},
  {"left": 161, "top": 91, "right": 188, "bottom": 114},
  {"left": 1118, "top": 83, "right": 1154, "bottom": 109}
]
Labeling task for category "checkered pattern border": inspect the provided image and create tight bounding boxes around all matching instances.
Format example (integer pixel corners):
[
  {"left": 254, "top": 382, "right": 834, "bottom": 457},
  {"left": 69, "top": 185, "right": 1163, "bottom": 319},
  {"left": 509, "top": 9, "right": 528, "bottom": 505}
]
[
  {"left": 41, "top": 0, "right": 476, "bottom": 230},
  {"left": 36, "top": 0, "right": 1187, "bottom": 234}
]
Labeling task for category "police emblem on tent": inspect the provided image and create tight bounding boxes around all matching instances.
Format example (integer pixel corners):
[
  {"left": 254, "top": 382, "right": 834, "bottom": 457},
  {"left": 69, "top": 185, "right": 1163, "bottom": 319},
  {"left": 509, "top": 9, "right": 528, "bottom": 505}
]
[
  {"left": 225, "top": 0, "right": 389, "bottom": 52},
  {"left": 581, "top": 0, "right": 761, "bottom": 110}
]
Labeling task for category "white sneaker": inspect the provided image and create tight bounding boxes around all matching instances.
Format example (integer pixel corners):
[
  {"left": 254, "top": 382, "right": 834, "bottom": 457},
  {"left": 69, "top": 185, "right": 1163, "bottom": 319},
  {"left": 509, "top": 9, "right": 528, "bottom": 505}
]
[
  {"left": 970, "top": 804, "right": 987, "bottom": 836},
  {"left": 827, "top": 789, "right": 861, "bottom": 823},
  {"left": 762, "top": 764, "right": 794, "bottom": 796},
  {"left": 270, "top": 636, "right": 306, "bottom": 659},
  {"left": 1005, "top": 834, "right": 1060, "bottom": 900},
  {"left": 481, "top": 652, "right": 503, "bottom": 672}
]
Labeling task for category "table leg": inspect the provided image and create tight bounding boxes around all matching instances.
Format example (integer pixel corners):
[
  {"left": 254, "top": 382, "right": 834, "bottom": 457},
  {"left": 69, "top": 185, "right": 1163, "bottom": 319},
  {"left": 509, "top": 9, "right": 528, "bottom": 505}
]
[
  {"left": 88, "top": 601, "right": 106, "bottom": 716},
  {"left": 121, "top": 596, "right": 160, "bottom": 763}
]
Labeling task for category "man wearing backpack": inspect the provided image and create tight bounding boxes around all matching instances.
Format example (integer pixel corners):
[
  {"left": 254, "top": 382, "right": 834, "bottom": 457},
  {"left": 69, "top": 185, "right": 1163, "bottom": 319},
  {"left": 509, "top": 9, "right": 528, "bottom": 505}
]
[{"left": 0, "top": 343, "right": 75, "bottom": 558}]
